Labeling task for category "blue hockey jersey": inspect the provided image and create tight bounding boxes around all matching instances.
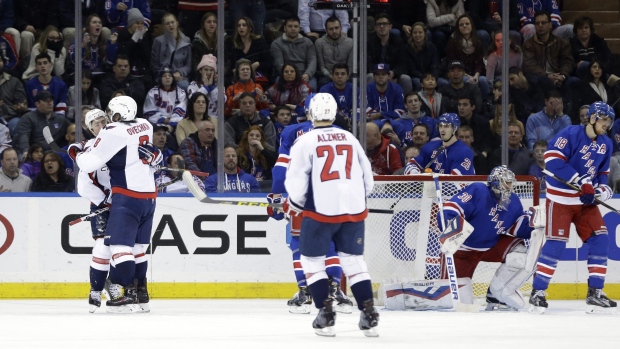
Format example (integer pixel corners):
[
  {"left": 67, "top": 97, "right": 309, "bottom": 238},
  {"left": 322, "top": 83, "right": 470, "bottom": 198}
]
[
  {"left": 517, "top": 0, "right": 563, "bottom": 28},
  {"left": 320, "top": 82, "right": 353, "bottom": 120},
  {"left": 390, "top": 114, "right": 439, "bottom": 147},
  {"left": 25, "top": 77, "right": 68, "bottom": 115},
  {"left": 544, "top": 125, "right": 612, "bottom": 205},
  {"left": 271, "top": 121, "right": 314, "bottom": 194},
  {"left": 366, "top": 82, "right": 405, "bottom": 120},
  {"left": 442, "top": 183, "right": 533, "bottom": 250},
  {"left": 405, "top": 139, "right": 475, "bottom": 175}
]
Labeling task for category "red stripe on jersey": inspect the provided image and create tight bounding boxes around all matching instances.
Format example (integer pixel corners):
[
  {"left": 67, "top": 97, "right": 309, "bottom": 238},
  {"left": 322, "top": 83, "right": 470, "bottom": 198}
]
[
  {"left": 444, "top": 202, "right": 464, "bottom": 217},
  {"left": 546, "top": 187, "right": 580, "bottom": 197},
  {"left": 544, "top": 151, "right": 567, "bottom": 162},
  {"left": 92, "top": 257, "right": 109, "bottom": 265},
  {"left": 293, "top": 261, "right": 302, "bottom": 269},
  {"left": 276, "top": 156, "right": 290, "bottom": 164},
  {"left": 113, "top": 187, "right": 157, "bottom": 199},
  {"left": 303, "top": 209, "right": 368, "bottom": 223}
]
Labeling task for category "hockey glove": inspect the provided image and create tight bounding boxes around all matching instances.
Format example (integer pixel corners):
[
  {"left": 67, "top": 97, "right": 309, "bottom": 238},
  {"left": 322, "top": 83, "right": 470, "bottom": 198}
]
[
  {"left": 282, "top": 198, "right": 303, "bottom": 219},
  {"left": 595, "top": 184, "right": 613, "bottom": 203},
  {"left": 266, "top": 193, "right": 285, "bottom": 220},
  {"left": 138, "top": 143, "right": 163, "bottom": 166},
  {"left": 68, "top": 141, "right": 86, "bottom": 162},
  {"left": 576, "top": 175, "right": 595, "bottom": 205},
  {"left": 100, "top": 189, "right": 112, "bottom": 207}
]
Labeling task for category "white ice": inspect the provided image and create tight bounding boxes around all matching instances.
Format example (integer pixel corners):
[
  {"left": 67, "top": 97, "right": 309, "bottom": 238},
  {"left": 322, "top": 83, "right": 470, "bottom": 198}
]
[{"left": 0, "top": 300, "right": 617, "bottom": 348}]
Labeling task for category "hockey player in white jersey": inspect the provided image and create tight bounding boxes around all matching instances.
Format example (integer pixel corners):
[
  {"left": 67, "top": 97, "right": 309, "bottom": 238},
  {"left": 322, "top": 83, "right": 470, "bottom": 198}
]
[
  {"left": 73, "top": 96, "right": 162, "bottom": 313},
  {"left": 284, "top": 93, "right": 379, "bottom": 337}
]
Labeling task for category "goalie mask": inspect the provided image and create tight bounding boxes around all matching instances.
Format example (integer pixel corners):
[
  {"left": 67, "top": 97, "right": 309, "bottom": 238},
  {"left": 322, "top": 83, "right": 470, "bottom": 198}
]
[
  {"left": 488, "top": 165, "right": 516, "bottom": 209},
  {"left": 107, "top": 96, "right": 138, "bottom": 122}
]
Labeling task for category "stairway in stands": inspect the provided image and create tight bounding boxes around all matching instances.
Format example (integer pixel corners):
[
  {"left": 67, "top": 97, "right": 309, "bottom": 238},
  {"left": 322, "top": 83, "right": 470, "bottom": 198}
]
[{"left": 561, "top": 0, "right": 620, "bottom": 54}]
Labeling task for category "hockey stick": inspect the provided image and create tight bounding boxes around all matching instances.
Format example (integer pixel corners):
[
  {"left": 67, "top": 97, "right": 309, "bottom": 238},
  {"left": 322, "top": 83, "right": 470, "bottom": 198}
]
[
  {"left": 42, "top": 126, "right": 67, "bottom": 153},
  {"left": 433, "top": 173, "right": 480, "bottom": 313},
  {"left": 541, "top": 169, "right": 620, "bottom": 215},
  {"left": 158, "top": 166, "right": 210, "bottom": 178},
  {"left": 181, "top": 171, "right": 394, "bottom": 213}
]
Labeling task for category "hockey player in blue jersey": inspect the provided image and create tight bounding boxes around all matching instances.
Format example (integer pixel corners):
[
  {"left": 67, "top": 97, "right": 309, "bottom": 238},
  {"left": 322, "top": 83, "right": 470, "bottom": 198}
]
[
  {"left": 267, "top": 94, "right": 353, "bottom": 314},
  {"left": 529, "top": 101, "right": 617, "bottom": 314},
  {"left": 404, "top": 113, "right": 475, "bottom": 174},
  {"left": 439, "top": 166, "right": 543, "bottom": 310}
]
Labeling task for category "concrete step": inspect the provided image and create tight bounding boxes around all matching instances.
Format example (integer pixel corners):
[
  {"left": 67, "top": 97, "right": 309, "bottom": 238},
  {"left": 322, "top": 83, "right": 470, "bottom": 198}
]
[
  {"left": 562, "top": 11, "right": 619, "bottom": 24},
  {"left": 563, "top": 0, "right": 619, "bottom": 11},
  {"left": 594, "top": 23, "right": 620, "bottom": 39}
]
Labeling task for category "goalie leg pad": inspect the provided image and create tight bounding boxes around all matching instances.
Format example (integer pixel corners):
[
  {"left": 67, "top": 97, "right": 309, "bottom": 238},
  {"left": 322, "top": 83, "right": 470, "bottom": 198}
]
[
  {"left": 439, "top": 216, "right": 475, "bottom": 255},
  {"left": 525, "top": 228, "right": 545, "bottom": 272},
  {"left": 339, "top": 252, "right": 370, "bottom": 286},
  {"left": 489, "top": 243, "right": 530, "bottom": 309},
  {"left": 300, "top": 255, "right": 328, "bottom": 285}
]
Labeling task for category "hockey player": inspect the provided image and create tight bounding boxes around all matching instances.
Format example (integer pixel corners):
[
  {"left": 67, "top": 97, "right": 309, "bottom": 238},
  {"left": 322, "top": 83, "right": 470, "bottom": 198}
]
[
  {"left": 267, "top": 93, "right": 353, "bottom": 314},
  {"left": 284, "top": 93, "right": 379, "bottom": 337},
  {"left": 144, "top": 66, "right": 188, "bottom": 128},
  {"left": 72, "top": 96, "right": 161, "bottom": 313},
  {"left": 404, "top": 113, "right": 475, "bottom": 174},
  {"left": 530, "top": 102, "right": 617, "bottom": 314},
  {"left": 439, "top": 166, "right": 543, "bottom": 310}
]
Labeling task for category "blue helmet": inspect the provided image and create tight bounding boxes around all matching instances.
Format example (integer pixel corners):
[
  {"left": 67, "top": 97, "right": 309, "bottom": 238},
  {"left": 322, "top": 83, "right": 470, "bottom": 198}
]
[
  {"left": 487, "top": 165, "right": 516, "bottom": 210},
  {"left": 437, "top": 113, "right": 460, "bottom": 132},
  {"left": 587, "top": 101, "right": 615, "bottom": 121}
]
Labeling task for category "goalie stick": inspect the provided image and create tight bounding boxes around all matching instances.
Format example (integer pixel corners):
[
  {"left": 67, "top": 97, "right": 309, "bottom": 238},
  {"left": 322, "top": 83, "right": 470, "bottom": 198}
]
[{"left": 181, "top": 171, "right": 394, "bottom": 214}]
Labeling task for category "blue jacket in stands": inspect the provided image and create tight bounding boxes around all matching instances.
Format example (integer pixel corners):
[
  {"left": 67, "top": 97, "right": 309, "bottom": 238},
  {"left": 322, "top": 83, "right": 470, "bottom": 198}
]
[{"left": 204, "top": 168, "right": 261, "bottom": 193}]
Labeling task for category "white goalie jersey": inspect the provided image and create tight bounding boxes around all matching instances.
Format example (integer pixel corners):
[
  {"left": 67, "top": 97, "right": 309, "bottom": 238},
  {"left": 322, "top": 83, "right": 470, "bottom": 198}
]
[
  {"left": 285, "top": 126, "right": 374, "bottom": 223},
  {"left": 76, "top": 138, "right": 112, "bottom": 206}
]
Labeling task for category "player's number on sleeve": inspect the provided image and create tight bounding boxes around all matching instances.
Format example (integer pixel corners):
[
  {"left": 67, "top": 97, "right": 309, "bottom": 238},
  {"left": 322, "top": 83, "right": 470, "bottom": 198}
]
[{"left": 316, "top": 145, "right": 353, "bottom": 181}]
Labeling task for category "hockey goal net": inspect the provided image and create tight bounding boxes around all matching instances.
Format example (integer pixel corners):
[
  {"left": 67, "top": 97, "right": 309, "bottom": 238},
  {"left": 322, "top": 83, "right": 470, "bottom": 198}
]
[{"left": 363, "top": 174, "right": 540, "bottom": 305}]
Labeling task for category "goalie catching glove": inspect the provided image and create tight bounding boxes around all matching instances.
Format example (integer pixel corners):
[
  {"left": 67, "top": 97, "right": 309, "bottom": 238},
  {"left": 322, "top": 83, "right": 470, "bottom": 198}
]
[
  {"left": 439, "top": 216, "right": 474, "bottom": 255},
  {"left": 266, "top": 193, "right": 285, "bottom": 220}
]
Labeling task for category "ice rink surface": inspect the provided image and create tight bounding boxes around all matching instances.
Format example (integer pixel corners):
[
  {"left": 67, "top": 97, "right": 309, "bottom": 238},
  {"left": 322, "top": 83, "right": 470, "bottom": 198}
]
[{"left": 0, "top": 299, "right": 617, "bottom": 348}]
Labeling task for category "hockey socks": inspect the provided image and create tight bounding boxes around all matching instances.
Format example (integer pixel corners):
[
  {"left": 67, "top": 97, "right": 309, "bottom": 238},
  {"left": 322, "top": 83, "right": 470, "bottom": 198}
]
[
  {"left": 90, "top": 238, "right": 110, "bottom": 291},
  {"left": 532, "top": 240, "right": 565, "bottom": 291},
  {"left": 325, "top": 242, "right": 342, "bottom": 284},
  {"left": 586, "top": 234, "right": 609, "bottom": 289},
  {"left": 308, "top": 278, "right": 330, "bottom": 309},
  {"left": 90, "top": 267, "right": 108, "bottom": 292},
  {"left": 351, "top": 280, "right": 374, "bottom": 311},
  {"left": 289, "top": 237, "right": 307, "bottom": 287},
  {"left": 110, "top": 251, "right": 136, "bottom": 287}
]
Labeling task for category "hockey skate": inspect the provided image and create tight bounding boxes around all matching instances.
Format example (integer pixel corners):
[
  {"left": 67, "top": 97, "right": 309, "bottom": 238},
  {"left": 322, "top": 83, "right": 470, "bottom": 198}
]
[
  {"left": 106, "top": 282, "right": 139, "bottom": 314},
  {"left": 330, "top": 281, "right": 353, "bottom": 314},
  {"left": 88, "top": 291, "right": 101, "bottom": 313},
  {"left": 528, "top": 289, "right": 548, "bottom": 314},
  {"left": 136, "top": 278, "right": 150, "bottom": 313},
  {"left": 485, "top": 292, "right": 517, "bottom": 312},
  {"left": 585, "top": 287, "right": 617, "bottom": 315},
  {"left": 287, "top": 286, "right": 312, "bottom": 314},
  {"left": 358, "top": 299, "right": 379, "bottom": 337},
  {"left": 313, "top": 298, "right": 336, "bottom": 337}
]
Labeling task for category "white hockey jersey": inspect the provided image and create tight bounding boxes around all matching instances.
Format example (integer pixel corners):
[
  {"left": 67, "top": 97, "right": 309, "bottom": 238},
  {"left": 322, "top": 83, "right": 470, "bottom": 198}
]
[
  {"left": 76, "top": 118, "right": 157, "bottom": 198},
  {"left": 76, "top": 138, "right": 112, "bottom": 205},
  {"left": 143, "top": 86, "right": 188, "bottom": 126},
  {"left": 285, "top": 126, "right": 374, "bottom": 223}
]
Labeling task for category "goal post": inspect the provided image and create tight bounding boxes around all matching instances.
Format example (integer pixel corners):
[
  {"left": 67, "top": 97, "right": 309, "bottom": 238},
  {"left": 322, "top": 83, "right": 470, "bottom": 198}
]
[{"left": 363, "top": 174, "right": 540, "bottom": 306}]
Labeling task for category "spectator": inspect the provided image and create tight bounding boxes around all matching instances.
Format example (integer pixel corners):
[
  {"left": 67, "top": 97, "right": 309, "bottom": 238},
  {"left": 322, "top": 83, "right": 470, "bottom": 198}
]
[
  {"left": 578, "top": 104, "right": 590, "bottom": 126},
  {"left": 0, "top": 0, "right": 20, "bottom": 60},
  {"left": 402, "top": 22, "right": 444, "bottom": 93},
  {"left": 525, "top": 89, "right": 571, "bottom": 150},
  {"left": 507, "top": 66, "right": 545, "bottom": 123},
  {"left": 486, "top": 31, "right": 522, "bottom": 83},
  {"left": 99, "top": 55, "right": 146, "bottom": 112},
  {"left": 225, "top": 92, "right": 276, "bottom": 150},
  {"left": 365, "top": 122, "right": 403, "bottom": 175},
  {"left": 319, "top": 63, "right": 353, "bottom": 130},
  {"left": 266, "top": 64, "right": 311, "bottom": 111},
  {"left": 489, "top": 102, "right": 524, "bottom": 149},
  {"left": 417, "top": 73, "right": 445, "bottom": 119},
  {"left": 178, "top": 119, "right": 218, "bottom": 174},
  {"left": 391, "top": 92, "right": 439, "bottom": 147},
  {"left": 393, "top": 146, "right": 421, "bottom": 175},
  {"left": 298, "top": 0, "right": 349, "bottom": 40},
  {"left": 0, "top": 122, "right": 10, "bottom": 153},
  {"left": 230, "top": 0, "right": 266, "bottom": 36},
  {"left": 151, "top": 13, "right": 191, "bottom": 91},
  {"left": 445, "top": 14, "right": 491, "bottom": 101},
  {"left": 425, "top": 0, "right": 465, "bottom": 57},
  {"left": 0, "top": 31, "right": 19, "bottom": 72},
  {"left": 116, "top": 8, "right": 152, "bottom": 81},
  {"left": 178, "top": 2, "right": 218, "bottom": 38},
  {"left": 366, "top": 63, "right": 405, "bottom": 121},
  {"left": 367, "top": 12, "right": 412, "bottom": 94},
  {"left": 270, "top": 15, "right": 317, "bottom": 92},
  {"left": 467, "top": 0, "right": 521, "bottom": 47},
  {"left": 204, "top": 145, "right": 261, "bottom": 193},
  {"left": 457, "top": 125, "right": 489, "bottom": 175},
  {"left": 20, "top": 143, "right": 43, "bottom": 180},
  {"left": 224, "top": 58, "right": 269, "bottom": 118},
  {"left": 488, "top": 123, "right": 532, "bottom": 175},
  {"left": 570, "top": 16, "right": 613, "bottom": 79},
  {"left": 155, "top": 152, "right": 206, "bottom": 193},
  {"left": 187, "top": 54, "right": 220, "bottom": 118},
  {"left": 411, "top": 123, "right": 431, "bottom": 149},
  {"left": 272, "top": 105, "right": 292, "bottom": 149},
  {"left": 225, "top": 17, "right": 272, "bottom": 88},
  {"left": 191, "top": 12, "right": 220, "bottom": 76},
  {"left": 67, "top": 14, "right": 118, "bottom": 79},
  {"left": 143, "top": 66, "right": 188, "bottom": 128},
  {"left": 315, "top": 16, "right": 353, "bottom": 88},
  {"left": 25, "top": 52, "right": 68, "bottom": 115},
  {"left": 0, "top": 58, "right": 28, "bottom": 143},
  {"left": 522, "top": 10, "right": 576, "bottom": 98},
  {"left": 17, "top": 90, "right": 70, "bottom": 158},
  {"left": 13, "top": 0, "right": 60, "bottom": 60},
  {"left": 574, "top": 59, "right": 618, "bottom": 123},
  {"left": 236, "top": 125, "right": 278, "bottom": 181},
  {"left": 529, "top": 139, "right": 548, "bottom": 192},
  {"left": 58, "top": 0, "right": 111, "bottom": 52},
  {"left": 22, "top": 25, "right": 67, "bottom": 81},
  {"left": 439, "top": 60, "right": 483, "bottom": 113},
  {"left": 457, "top": 96, "right": 491, "bottom": 156},
  {"left": 59, "top": 123, "right": 75, "bottom": 177},
  {"left": 152, "top": 123, "right": 175, "bottom": 168},
  {"left": 105, "top": 0, "right": 151, "bottom": 30},
  {"left": 176, "top": 92, "right": 219, "bottom": 146},
  {"left": 31, "top": 151, "right": 74, "bottom": 192},
  {"left": 518, "top": 0, "right": 573, "bottom": 42},
  {"left": 0, "top": 148, "right": 32, "bottom": 192},
  {"left": 67, "top": 70, "right": 101, "bottom": 121}
]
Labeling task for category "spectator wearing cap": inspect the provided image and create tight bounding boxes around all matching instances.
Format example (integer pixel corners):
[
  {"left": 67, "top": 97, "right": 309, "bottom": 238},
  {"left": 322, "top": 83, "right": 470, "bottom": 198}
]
[
  {"left": 106, "top": 0, "right": 151, "bottom": 30},
  {"left": 24, "top": 52, "right": 68, "bottom": 116},
  {"left": 439, "top": 60, "right": 483, "bottom": 114},
  {"left": 117, "top": 8, "right": 153, "bottom": 81},
  {"left": 224, "top": 58, "right": 269, "bottom": 118},
  {"left": 99, "top": 54, "right": 147, "bottom": 114},
  {"left": 17, "top": 90, "right": 70, "bottom": 160},
  {"left": 366, "top": 63, "right": 405, "bottom": 121},
  {"left": 143, "top": 66, "right": 188, "bottom": 128},
  {"left": 151, "top": 13, "right": 191, "bottom": 91},
  {"left": 188, "top": 54, "right": 220, "bottom": 118}
]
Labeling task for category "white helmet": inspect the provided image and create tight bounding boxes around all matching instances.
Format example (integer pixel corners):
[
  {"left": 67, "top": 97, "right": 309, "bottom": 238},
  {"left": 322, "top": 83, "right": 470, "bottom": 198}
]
[
  {"left": 85, "top": 108, "right": 108, "bottom": 133},
  {"left": 309, "top": 93, "right": 337, "bottom": 122},
  {"left": 107, "top": 95, "right": 137, "bottom": 122}
]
